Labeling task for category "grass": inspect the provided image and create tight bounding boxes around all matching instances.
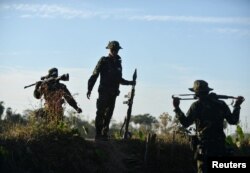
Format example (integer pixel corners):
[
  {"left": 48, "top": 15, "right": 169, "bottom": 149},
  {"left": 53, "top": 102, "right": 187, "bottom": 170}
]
[{"left": 0, "top": 119, "right": 249, "bottom": 173}]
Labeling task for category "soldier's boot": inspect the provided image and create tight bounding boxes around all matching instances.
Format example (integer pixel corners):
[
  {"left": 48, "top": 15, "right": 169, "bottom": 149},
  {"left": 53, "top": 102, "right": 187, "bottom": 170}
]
[
  {"left": 95, "top": 113, "right": 104, "bottom": 140},
  {"left": 102, "top": 128, "right": 109, "bottom": 141}
]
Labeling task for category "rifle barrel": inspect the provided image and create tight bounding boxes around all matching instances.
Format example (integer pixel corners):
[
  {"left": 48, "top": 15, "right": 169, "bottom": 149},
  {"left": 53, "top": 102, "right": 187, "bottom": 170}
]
[
  {"left": 217, "top": 95, "right": 237, "bottom": 99},
  {"left": 24, "top": 83, "right": 36, "bottom": 89}
]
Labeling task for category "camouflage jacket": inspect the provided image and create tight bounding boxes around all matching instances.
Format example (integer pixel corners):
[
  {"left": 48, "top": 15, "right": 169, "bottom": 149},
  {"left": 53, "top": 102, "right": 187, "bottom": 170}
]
[
  {"left": 88, "top": 55, "right": 131, "bottom": 95},
  {"left": 34, "top": 81, "right": 79, "bottom": 111},
  {"left": 174, "top": 97, "right": 240, "bottom": 141}
]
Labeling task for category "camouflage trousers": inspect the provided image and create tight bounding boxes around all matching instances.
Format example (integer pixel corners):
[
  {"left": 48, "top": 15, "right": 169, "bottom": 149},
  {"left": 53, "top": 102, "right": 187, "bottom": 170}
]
[
  {"left": 195, "top": 140, "right": 226, "bottom": 173},
  {"left": 95, "top": 92, "right": 117, "bottom": 136}
]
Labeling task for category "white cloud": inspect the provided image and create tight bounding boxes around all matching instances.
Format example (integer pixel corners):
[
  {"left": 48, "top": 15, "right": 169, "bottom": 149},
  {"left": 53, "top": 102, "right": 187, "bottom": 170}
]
[
  {"left": 129, "top": 15, "right": 250, "bottom": 25},
  {"left": 213, "top": 28, "right": 250, "bottom": 37},
  {"left": 1, "top": 4, "right": 99, "bottom": 19},
  {"left": 2, "top": 3, "right": 250, "bottom": 26},
  {"left": 1, "top": 4, "right": 126, "bottom": 20}
]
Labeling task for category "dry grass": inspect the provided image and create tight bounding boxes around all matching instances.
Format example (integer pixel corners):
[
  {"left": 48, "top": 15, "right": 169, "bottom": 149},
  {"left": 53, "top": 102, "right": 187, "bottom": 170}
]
[{"left": 1, "top": 120, "right": 249, "bottom": 173}]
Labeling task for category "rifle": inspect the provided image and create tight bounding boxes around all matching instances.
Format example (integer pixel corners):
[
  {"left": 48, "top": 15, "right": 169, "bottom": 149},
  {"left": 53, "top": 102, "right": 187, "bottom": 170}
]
[
  {"left": 120, "top": 69, "right": 137, "bottom": 139},
  {"left": 172, "top": 93, "right": 238, "bottom": 100},
  {"left": 24, "top": 73, "right": 69, "bottom": 89}
]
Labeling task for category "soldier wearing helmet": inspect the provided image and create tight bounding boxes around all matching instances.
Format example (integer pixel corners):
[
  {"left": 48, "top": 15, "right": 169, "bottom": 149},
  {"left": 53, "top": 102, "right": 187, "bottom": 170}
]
[
  {"left": 87, "top": 41, "right": 135, "bottom": 140},
  {"left": 173, "top": 80, "right": 245, "bottom": 173},
  {"left": 34, "top": 68, "right": 82, "bottom": 122}
]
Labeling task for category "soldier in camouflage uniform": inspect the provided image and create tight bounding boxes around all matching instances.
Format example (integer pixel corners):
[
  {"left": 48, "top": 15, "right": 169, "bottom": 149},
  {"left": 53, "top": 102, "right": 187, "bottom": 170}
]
[
  {"left": 173, "top": 80, "right": 245, "bottom": 173},
  {"left": 87, "top": 41, "right": 135, "bottom": 140},
  {"left": 34, "top": 68, "right": 82, "bottom": 122}
]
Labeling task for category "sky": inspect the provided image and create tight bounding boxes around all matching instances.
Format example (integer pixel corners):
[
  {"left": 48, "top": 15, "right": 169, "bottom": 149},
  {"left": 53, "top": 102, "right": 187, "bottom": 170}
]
[{"left": 0, "top": 0, "right": 250, "bottom": 133}]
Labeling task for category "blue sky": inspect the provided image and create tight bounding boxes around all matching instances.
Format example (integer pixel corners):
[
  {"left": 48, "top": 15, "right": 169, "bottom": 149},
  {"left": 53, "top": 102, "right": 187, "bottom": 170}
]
[{"left": 0, "top": 0, "right": 250, "bottom": 133}]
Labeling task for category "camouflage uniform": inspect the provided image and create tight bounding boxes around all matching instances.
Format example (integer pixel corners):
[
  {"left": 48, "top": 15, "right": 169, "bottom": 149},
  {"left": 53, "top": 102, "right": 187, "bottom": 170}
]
[
  {"left": 174, "top": 80, "right": 243, "bottom": 173},
  {"left": 87, "top": 41, "right": 133, "bottom": 139},
  {"left": 34, "top": 68, "right": 82, "bottom": 122}
]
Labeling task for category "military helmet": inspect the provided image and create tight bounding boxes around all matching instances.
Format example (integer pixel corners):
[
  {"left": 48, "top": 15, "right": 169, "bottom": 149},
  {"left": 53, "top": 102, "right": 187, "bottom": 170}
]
[
  {"left": 48, "top": 68, "right": 58, "bottom": 78},
  {"left": 106, "top": 41, "right": 122, "bottom": 50},
  {"left": 40, "top": 67, "right": 58, "bottom": 80},
  {"left": 189, "top": 80, "right": 213, "bottom": 92}
]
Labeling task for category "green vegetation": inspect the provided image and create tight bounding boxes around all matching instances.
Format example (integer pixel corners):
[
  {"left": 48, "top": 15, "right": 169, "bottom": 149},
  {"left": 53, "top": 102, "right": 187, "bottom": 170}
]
[{"left": 0, "top": 104, "right": 249, "bottom": 173}]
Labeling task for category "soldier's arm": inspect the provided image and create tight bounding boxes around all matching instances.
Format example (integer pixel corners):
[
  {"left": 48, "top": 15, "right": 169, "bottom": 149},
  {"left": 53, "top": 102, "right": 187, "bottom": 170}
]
[
  {"left": 33, "top": 82, "right": 43, "bottom": 99},
  {"left": 62, "top": 85, "right": 80, "bottom": 111},
  {"left": 175, "top": 102, "right": 197, "bottom": 128},
  {"left": 88, "top": 57, "right": 104, "bottom": 92},
  {"left": 224, "top": 102, "right": 240, "bottom": 125},
  {"left": 120, "top": 78, "right": 133, "bottom": 85}
]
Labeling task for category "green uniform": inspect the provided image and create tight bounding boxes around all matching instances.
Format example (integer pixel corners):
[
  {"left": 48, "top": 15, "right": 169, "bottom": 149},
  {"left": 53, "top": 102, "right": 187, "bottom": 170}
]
[
  {"left": 34, "top": 81, "right": 79, "bottom": 122},
  {"left": 88, "top": 55, "right": 131, "bottom": 137},
  {"left": 174, "top": 96, "right": 241, "bottom": 173}
]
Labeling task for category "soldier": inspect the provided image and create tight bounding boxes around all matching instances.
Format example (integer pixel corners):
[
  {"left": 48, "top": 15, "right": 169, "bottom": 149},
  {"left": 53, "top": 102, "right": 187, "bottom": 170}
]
[
  {"left": 172, "top": 80, "right": 245, "bottom": 173},
  {"left": 87, "top": 41, "right": 135, "bottom": 140},
  {"left": 34, "top": 68, "right": 82, "bottom": 122}
]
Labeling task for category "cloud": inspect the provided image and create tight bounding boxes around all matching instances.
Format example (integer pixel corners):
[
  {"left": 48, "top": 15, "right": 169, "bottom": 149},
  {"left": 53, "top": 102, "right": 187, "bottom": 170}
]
[
  {"left": 1, "top": 4, "right": 133, "bottom": 20},
  {"left": 129, "top": 15, "right": 250, "bottom": 25},
  {"left": 213, "top": 27, "right": 250, "bottom": 37},
  {"left": 2, "top": 3, "right": 250, "bottom": 26},
  {"left": 1, "top": 4, "right": 101, "bottom": 19}
]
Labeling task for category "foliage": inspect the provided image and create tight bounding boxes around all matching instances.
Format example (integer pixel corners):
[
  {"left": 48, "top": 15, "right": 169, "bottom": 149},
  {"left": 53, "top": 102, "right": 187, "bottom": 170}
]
[
  {"left": 236, "top": 124, "right": 245, "bottom": 141},
  {"left": 225, "top": 124, "right": 250, "bottom": 156},
  {"left": 159, "top": 112, "right": 172, "bottom": 133},
  {"left": 0, "top": 101, "right": 4, "bottom": 120},
  {"left": 5, "top": 107, "right": 25, "bottom": 124},
  {"left": 64, "top": 114, "right": 95, "bottom": 138},
  {"left": 131, "top": 113, "right": 158, "bottom": 126},
  {"left": 0, "top": 104, "right": 249, "bottom": 172}
]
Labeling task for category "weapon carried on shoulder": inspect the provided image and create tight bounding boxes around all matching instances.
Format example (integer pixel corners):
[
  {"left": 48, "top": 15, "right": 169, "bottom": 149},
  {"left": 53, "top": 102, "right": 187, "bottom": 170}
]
[
  {"left": 172, "top": 93, "right": 238, "bottom": 100},
  {"left": 24, "top": 73, "right": 69, "bottom": 89},
  {"left": 120, "top": 69, "right": 137, "bottom": 139}
]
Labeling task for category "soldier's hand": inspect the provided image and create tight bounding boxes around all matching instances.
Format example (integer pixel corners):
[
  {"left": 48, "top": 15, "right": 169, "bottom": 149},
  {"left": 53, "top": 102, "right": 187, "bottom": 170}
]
[
  {"left": 87, "top": 91, "right": 91, "bottom": 99},
  {"left": 76, "top": 107, "right": 82, "bottom": 113},
  {"left": 173, "top": 97, "right": 180, "bottom": 108},
  {"left": 130, "top": 81, "right": 136, "bottom": 86},
  {"left": 36, "top": 81, "right": 43, "bottom": 86},
  {"left": 234, "top": 96, "right": 245, "bottom": 107},
  {"left": 209, "top": 92, "right": 217, "bottom": 99},
  {"left": 35, "top": 81, "right": 43, "bottom": 89}
]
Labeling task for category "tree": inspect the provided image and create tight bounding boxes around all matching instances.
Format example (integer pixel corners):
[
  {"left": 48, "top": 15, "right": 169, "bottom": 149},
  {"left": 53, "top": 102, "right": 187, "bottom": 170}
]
[
  {"left": 5, "top": 107, "right": 24, "bottom": 123},
  {"left": 0, "top": 101, "right": 4, "bottom": 120},
  {"left": 159, "top": 112, "right": 172, "bottom": 134},
  {"left": 131, "top": 113, "right": 158, "bottom": 131}
]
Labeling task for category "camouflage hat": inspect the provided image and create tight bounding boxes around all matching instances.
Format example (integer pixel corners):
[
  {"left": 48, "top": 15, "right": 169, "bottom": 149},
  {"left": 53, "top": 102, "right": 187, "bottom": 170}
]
[
  {"left": 106, "top": 41, "right": 122, "bottom": 50},
  {"left": 189, "top": 80, "right": 213, "bottom": 92}
]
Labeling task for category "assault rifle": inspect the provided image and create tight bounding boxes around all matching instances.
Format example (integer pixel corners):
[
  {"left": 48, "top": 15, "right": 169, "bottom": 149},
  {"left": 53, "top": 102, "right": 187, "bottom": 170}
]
[
  {"left": 120, "top": 69, "right": 137, "bottom": 139},
  {"left": 171, "top": 93, "right": 238, "bottom": 100},
  {"left": 24, "top": 73, "right": 69, "bottom": 89}
]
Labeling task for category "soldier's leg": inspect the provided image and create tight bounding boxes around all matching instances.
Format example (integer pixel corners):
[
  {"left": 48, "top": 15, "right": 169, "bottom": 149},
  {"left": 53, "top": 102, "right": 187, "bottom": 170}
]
[
  {"left": 102, "top": 96, "right": 117, "bottom": 136},
  {"left": 197, "top": 159, "right": 207, "bottom": 173},
  {"left": 96, "top": 94, "right": 109, "bottom": 137}
]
